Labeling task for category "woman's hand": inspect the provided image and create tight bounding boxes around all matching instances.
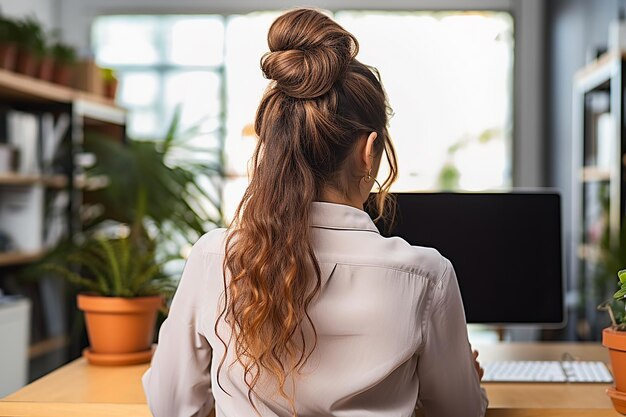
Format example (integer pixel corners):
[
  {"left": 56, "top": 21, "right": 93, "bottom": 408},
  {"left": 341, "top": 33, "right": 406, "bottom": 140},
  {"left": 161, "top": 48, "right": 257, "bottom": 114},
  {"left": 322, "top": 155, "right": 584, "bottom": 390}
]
[{"left": 472, "top": 349, "right": 484, "bottom": 381}]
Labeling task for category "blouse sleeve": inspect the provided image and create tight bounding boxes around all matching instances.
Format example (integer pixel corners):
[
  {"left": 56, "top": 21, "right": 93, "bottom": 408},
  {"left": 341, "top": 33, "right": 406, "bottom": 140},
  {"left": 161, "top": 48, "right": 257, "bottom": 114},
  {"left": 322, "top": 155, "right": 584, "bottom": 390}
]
[
  {"left": 142, "top": 237, "right": 214, "bottom": 417},
  {"left": 416, "top": 258, "right": 488, "bottom": 417}
]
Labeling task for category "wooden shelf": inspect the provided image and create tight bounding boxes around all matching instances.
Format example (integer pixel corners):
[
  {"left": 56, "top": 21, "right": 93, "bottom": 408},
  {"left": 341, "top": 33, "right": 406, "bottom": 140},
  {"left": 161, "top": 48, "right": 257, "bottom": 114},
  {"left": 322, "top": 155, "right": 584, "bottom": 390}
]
[
  {"left": 580, "top": 166, "right": 611, "bottom": 182},
  {"left": 28, "top": 335, "right": 70, "bottom": 359},
  {"left": 0, "top": 173, "right": 69, "bottom": 188},
  {"left": 0, "top": 68, "right": 72, "bottom": 103},
  {"left": 0, "top": 250, "right": 45, "bottom": 267},
  {"left": 0, "top": 67, "right": 104, "bottom": 104},
  {"left": 0, "top": 68, "right": 126, "bottom": 125},
  {"left": 575, "top": 50, "right": 626, "bottom": 91}
]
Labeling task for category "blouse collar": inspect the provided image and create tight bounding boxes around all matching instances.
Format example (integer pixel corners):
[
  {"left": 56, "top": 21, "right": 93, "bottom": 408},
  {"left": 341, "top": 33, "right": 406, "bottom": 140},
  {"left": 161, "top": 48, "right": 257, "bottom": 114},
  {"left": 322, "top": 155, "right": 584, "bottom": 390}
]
[{"left": 311, "top": 201, "right": 380, "bottom": 234}]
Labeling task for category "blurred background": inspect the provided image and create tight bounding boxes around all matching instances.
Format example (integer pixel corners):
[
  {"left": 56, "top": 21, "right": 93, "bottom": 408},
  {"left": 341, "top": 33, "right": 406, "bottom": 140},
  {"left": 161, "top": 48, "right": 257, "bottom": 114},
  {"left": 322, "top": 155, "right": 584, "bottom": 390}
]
[{"left": 0, "top": 0, "right": 623, "bottom": 397}]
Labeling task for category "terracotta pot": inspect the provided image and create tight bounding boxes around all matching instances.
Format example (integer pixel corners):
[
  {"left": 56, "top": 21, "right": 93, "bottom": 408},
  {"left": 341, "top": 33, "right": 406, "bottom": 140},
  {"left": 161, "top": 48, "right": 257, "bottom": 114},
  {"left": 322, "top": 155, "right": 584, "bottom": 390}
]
[
  {"left": 53, "top": 63, "right": 73, "bottom": 86},
  {"left": 104, "top": 78, "right": 118, "bottom": 100},
  {"left": 77, "top": 294, "right": 162, "bottom": 355},
  {"left": 38, "top": 56, "right": 54, "bottom": 81},
  {"left": 0, "top": 42, "right": 17, "bottom": 71},
  {"left": 603, "top": 327, "right": 626, "bottom": 414},
  {"left": 15, "top": 49, "right": 38, "bottom": 77}
]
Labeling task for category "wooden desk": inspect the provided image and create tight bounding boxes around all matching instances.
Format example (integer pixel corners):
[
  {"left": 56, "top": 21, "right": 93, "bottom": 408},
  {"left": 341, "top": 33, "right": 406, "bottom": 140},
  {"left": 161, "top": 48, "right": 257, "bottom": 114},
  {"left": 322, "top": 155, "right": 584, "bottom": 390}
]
[{"left": 0, "top": 343, "right": 620, "bottom": 416}]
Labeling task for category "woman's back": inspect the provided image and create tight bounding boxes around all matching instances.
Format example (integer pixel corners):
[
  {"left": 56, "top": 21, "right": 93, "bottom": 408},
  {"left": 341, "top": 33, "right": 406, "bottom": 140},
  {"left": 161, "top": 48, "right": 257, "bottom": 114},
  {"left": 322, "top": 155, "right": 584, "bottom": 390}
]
[{"left": 144, "top": 202, "right": 487, "bottom": 416}]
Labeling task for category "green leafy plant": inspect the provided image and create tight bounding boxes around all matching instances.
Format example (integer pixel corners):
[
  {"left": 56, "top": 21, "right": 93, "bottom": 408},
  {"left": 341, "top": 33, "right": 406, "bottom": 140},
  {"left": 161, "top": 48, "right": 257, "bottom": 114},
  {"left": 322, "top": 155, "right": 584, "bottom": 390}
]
[
  {"left": 43, "top": 236, "right": 176, "bottom": 298},
  {"left": 83, "top": 108, "right": 224, "bottom": 245},
  {"left": 14, "top": 17, "right": 45, "bottom": 55},
  {"left": 0, "top": 17, "right": 19, "bottom": 43},
  {"left": 28, "top": 109, "right": 222, "bottom": 302},
  {"left": 51, "top": 42, "right": 77, "bottom": 65},
  {"left": 101, "top": 67, "right": 116, "bottom": 82},
  {"left": 598, "top": 269, "right": 626, "bottom": 331}
]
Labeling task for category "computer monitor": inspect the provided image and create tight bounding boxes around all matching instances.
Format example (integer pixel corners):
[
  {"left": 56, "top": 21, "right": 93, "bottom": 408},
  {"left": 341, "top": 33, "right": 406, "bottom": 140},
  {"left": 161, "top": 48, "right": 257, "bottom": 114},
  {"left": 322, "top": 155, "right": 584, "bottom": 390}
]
[{"left": 368, "top": 192, "right": 564, "bottom": 326}]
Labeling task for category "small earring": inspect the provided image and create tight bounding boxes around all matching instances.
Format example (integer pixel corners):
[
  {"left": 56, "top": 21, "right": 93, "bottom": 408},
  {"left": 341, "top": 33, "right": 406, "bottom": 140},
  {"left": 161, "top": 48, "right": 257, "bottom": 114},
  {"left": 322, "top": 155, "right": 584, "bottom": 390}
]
[{"left": 365, "top": 169, "right": 372, "bottom": 182}]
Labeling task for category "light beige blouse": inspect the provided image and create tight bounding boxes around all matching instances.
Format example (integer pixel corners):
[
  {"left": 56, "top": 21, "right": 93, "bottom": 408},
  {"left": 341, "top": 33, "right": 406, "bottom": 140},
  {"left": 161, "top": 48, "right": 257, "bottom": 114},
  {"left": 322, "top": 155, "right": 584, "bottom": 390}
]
[{"left": 143, "top": 201, "right": 488, "bottom": 417}]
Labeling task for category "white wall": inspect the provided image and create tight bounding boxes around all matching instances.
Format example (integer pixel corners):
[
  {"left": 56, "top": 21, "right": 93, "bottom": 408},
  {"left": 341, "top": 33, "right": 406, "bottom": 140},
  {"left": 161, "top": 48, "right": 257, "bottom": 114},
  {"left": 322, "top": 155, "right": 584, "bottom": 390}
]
[{"left": 0, "top": 0, "right": 57, "bottom": 29}]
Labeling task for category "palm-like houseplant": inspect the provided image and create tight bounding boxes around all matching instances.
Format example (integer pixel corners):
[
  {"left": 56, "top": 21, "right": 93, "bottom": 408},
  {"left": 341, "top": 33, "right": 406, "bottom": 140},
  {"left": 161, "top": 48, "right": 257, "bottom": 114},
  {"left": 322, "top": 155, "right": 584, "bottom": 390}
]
[
  {"left": 83, "top": 109, "right": 224, "bottom": 244},
  {"left": 43, "top": 110, "right": 223, "bottom": 365},
  {"left": 44, "top": 236, "right": 176, "bottom": 364}
]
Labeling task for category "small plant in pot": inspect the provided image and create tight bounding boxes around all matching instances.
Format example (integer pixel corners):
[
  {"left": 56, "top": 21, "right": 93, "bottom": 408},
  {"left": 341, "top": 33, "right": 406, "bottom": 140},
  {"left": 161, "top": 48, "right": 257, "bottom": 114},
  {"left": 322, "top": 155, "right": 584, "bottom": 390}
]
[
  {"left": 51, "top": 41, "right": 76, "bottom": 86},
  {"left": 101, "top": 67, "right": 118, "bottom": 100},
  {"left": 0, "top": 16, "right": 19, "bottom": 70},
  {"left": 37, "top": 42, "right": 54, "bottom": 81},
  {"left": 35, "top": 109, "right": 223, "bottom": 365},
  {"left": 44, "top": 231, "right": 176, "bottom": 366},
  {"left": 599, "top": 269, "right": 626, "bottom": 414},
  {"left": 13, "top": 17, "right": 45, "bottom": 77}
]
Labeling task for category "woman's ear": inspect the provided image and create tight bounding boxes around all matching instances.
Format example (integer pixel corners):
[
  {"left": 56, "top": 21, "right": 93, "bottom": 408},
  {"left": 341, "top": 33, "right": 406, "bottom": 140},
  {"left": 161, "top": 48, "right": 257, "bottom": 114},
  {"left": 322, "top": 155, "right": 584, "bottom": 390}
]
[{"left": 362, "top": 132, "right": 378, "bottom": 171}]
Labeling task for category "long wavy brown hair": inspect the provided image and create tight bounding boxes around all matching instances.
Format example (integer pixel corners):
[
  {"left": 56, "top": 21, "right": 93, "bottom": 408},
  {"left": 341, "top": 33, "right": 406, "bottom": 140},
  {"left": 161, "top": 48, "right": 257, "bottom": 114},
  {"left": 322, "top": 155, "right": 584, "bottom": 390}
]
[{"left": 217, "top": 8, "right": 398, "bottom": 415}]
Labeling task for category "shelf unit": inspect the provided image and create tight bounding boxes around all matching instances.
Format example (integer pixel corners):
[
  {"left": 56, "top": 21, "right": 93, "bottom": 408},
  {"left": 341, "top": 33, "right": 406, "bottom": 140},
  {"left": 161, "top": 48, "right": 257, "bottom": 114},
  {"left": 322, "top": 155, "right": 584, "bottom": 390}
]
[
  {"left": 572, "top": 51, "right": 626, "bottom": 340},
  {"left": 0, "top": 68, "right": 124, "bottom": 124},
  {"left": 0, "top": 173, "right": 68, "bottom": 188},
  {"left": 28, "top": 336, "right": 70, "bottom": 360},
  {"left": 0, "top": 251, "right": 46, "bottom": 267},
  {"left": 0, "top": 67, "right": 126, "bottom": 378}
]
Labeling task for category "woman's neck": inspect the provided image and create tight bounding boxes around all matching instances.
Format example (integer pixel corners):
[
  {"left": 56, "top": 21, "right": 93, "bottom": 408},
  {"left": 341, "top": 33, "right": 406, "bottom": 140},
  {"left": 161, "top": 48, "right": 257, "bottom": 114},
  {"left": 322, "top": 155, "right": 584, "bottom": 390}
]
[{"left": 318, "top": 187, "right": 363, "bottom": 210}]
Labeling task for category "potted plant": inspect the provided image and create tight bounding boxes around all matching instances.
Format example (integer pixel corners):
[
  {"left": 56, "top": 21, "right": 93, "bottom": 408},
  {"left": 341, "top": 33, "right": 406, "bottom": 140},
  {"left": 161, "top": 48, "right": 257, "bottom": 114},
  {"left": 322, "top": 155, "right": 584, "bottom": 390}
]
[
  {"left": 0, "top": 16, "right": 19, "bottom": 70},
  {"left": 83, "top": 107, "right": 224, "bottom": 240},
  {"left": 14, "top": 17, "right": 45, "bottom": 77},
  {"left": 30, "top": 110, "right": 223, "bottom": 364},
  {"left": 101, "top": 67, "right": 118, "bottom": 99},
  {"left": 37, "top": 42, "right": 54, "bottom": 81},
  {"left": 44, "top": 233, "right": 176, "bottom": 365},
  {"left": 51, "top": 41, "right": 76, "bottom": 86},
  {"left": 599, "top": 269, "right": 626, "bottom": 414}
]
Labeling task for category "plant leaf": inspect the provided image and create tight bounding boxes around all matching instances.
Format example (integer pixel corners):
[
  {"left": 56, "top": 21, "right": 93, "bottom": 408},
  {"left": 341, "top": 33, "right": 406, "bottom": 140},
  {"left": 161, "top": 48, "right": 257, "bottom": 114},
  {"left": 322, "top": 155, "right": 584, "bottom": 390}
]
[{"left": 614, "top": 287, "right": 626, "bottom": 300}]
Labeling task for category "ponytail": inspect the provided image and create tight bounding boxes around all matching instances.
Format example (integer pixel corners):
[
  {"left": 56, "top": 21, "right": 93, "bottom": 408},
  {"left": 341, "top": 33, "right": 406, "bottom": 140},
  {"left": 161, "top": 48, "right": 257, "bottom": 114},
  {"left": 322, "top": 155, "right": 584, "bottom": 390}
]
[{"left": 217, "top": 8, "right": 398, "bottom": 415}]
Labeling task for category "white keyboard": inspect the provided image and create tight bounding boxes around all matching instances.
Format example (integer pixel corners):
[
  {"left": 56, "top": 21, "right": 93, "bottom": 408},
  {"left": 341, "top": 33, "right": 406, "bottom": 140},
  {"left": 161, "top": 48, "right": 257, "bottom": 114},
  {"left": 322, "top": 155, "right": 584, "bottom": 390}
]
[{"left": 482, "top": 361, "right": 613, "bottom": 383}]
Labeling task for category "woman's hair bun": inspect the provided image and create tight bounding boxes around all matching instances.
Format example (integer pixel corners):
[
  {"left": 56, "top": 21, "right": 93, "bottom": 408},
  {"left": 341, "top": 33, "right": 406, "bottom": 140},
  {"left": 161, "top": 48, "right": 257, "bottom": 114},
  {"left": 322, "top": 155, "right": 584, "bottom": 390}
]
[{"left": 261, "top": 9, "right": 358, "bottom": 99}]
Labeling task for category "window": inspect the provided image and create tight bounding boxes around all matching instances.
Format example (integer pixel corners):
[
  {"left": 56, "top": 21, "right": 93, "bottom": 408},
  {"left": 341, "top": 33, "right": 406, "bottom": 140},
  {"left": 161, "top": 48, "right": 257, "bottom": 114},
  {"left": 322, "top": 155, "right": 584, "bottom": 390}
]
[
  {"left": 336, "top": 11, "right": 513, "bottom": 192},
  {"left": 92, "top": 15, "right": 224, "bottom": 141},
  {"left": 93, "top": 10, "right": 514, "bottom": 223}
]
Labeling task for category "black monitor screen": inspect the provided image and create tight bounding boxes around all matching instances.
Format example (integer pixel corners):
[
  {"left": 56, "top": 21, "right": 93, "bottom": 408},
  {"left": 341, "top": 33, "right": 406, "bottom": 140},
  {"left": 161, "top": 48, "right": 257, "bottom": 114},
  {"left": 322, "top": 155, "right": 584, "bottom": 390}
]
[{"left": 369, "top": 192, "right": 564, "bottom": 325}]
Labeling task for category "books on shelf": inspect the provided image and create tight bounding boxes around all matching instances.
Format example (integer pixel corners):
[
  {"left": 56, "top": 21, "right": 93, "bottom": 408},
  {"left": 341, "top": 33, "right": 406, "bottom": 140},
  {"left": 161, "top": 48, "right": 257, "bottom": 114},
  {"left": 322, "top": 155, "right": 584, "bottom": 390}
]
[
  {"left": 0, "top": 185, "right": 44, "bottom": 252},
  {"left": 43, "top": 191, "right": 69, "bottom": 249},
  {"left": 1, "top": 109, "right": 69, "bottom": 178},
  {"left": 0, "top": 107, "right": 72, "bottom": 254},
  {"left": 41, "top": 113, "right": 70, "bottom": 175}
]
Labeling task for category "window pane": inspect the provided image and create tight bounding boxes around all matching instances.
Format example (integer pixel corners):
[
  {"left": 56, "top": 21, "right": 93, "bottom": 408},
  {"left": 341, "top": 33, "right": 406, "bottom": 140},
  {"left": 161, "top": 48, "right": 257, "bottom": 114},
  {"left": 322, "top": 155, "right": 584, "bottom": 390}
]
[
  {"left": 93, "top": 16, "right": 161, "bottom": 65},
  {"left": 336, "top": 11, "right": 514, "bottom": 191},
  {"left": 127, "top": 109, "right": 159, "bottom": 139},
  {"left": 118, "top": 71, "right": 159, "bottom": 108},
  {"left": 163, "top": 70, "right": 221, "bottom": 132},
  {"left": 166, "top": 16, "right": 225, "bottom": 66}
]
